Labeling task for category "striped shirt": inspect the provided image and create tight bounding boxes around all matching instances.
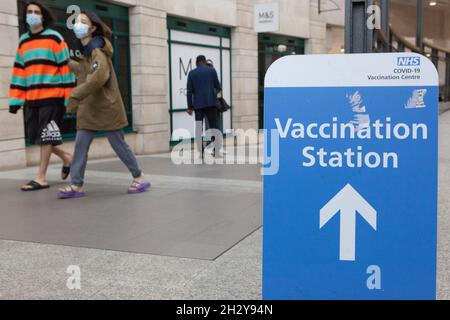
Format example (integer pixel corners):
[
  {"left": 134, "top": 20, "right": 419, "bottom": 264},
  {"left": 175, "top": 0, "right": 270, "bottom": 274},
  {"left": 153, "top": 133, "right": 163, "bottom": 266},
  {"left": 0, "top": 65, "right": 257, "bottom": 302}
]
[{"left": 9, "top": 28, "right": 76, "bottom": 109}]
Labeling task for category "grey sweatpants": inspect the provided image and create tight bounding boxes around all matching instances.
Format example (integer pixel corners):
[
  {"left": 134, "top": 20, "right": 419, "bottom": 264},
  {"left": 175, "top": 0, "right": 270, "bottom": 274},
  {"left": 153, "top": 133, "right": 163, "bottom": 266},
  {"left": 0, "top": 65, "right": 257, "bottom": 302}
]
[{"left": 71, "top": 129, "right": 142, "bottom": 187}]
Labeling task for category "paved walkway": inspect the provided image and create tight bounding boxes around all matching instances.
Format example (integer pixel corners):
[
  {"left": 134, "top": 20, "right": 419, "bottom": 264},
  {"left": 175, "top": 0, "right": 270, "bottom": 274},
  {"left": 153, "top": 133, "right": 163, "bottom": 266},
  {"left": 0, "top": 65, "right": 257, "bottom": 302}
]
[
  {"left": 0, "top": 157, "right": 262, "bottom": 260},
  {"left": 438, "top": 109, "right": 450, "bottom": 299},
  {"left": 440, "top": 102, "right": 450, "bottom": 114},
  {"left": 0, "top": 146, "right": 263, "bottom": 300},
  {"left": 0, "top": 110, "right": 449, "bottom": 299}
]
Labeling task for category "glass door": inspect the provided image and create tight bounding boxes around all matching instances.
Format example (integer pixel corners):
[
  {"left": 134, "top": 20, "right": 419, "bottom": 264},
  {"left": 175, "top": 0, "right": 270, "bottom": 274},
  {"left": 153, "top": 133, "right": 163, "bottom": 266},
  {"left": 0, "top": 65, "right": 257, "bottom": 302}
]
[{"left": 258, "top": 34, "right": 304, "bottom": 129}]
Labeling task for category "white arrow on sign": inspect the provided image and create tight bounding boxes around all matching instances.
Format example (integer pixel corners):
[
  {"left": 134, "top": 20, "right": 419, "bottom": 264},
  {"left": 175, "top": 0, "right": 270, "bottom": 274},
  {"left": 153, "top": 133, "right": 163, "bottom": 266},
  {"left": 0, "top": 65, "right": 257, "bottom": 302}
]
[{"left": 320, "top": 184, "right": 377, "bottom": 262}]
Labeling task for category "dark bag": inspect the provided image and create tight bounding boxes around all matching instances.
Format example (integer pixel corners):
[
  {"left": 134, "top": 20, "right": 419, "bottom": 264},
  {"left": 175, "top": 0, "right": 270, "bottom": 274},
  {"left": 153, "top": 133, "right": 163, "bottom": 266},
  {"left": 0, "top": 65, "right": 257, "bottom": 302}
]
[{"left": 216, "top": 97, "right": 231, "bottom": 113}]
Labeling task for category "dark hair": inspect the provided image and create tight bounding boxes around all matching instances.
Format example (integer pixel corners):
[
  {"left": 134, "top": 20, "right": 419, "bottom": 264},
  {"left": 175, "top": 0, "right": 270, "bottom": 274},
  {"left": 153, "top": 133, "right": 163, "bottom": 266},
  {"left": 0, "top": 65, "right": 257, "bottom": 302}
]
[
  {"left": 196, "top": 55, "right": 207, "bottom": 67},
  {"left": 81, "top": 11, "right": 112, "bottom": 40},
  {"left": 23, "top": 1, "right": 55, "bottom": 29}
]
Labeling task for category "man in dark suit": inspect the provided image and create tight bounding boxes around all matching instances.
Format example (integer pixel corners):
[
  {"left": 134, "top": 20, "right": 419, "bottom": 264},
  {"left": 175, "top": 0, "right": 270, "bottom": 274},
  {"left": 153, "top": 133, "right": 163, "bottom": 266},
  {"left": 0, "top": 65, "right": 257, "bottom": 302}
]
[{"left": 187, "top": 55, "right": 222, "bottom": 156}]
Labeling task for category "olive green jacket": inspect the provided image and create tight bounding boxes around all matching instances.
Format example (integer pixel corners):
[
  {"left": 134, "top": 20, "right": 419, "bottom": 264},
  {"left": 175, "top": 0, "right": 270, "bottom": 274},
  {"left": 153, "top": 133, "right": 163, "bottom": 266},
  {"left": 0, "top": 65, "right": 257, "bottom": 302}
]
[{"left": 67, "top": 38, "right": 128, "bottom": 131}]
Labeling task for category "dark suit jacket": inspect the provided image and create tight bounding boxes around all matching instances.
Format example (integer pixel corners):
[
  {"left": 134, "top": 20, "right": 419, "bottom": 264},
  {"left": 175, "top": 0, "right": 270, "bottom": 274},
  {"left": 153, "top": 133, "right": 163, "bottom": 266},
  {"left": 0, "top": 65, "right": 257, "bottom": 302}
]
[{"left": 187, "top": 65, "right": 221, "bottom": 110}]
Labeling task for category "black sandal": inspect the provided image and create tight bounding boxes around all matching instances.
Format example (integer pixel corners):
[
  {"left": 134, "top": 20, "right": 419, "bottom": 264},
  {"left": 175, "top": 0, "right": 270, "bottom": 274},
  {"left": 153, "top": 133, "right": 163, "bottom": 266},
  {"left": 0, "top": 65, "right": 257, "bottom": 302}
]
[
  {"left": 61, "top": 165, "right": 71, "bottom": 180},
  {"left": 21, "top": 181, "right": 50, "bottom": 192}
]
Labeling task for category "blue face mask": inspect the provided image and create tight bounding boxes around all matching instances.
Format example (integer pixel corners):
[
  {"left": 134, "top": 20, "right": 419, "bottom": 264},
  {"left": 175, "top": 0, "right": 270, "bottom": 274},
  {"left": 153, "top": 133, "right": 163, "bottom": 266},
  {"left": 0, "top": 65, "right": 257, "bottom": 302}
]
[
  {"left": 26, "top": 14, "right": 42, "bottom": 28},
  {"left": 73, "top": 22, "right": 90, "bottom": 39}
]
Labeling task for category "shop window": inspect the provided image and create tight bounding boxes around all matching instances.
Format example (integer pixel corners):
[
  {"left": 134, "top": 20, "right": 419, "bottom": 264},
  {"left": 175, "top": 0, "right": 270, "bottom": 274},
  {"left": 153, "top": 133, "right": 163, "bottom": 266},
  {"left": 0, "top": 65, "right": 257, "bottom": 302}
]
[{"left": 167, "top": 17, "right": 232, "bottom": 144}]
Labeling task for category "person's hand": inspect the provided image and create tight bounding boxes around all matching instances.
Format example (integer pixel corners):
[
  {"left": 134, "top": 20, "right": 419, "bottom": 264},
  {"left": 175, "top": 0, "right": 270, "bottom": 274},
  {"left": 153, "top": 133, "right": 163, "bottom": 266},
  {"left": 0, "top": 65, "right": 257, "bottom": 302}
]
[
  {"left": 9, "top": 106, "right": 21, "bottom": 114},
  {"left": 187, "top": 108, "right": 194, "bottom": 116},
  {"left": 66, "top": 97, "right": 80, "bottom": 114}
]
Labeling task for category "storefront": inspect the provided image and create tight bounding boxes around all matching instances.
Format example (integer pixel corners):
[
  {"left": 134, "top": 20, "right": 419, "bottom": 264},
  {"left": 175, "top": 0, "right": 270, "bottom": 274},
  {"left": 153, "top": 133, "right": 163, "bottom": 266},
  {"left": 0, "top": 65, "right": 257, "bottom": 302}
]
[
  {"left": 17, "top": 0, "right": 132, "bottom": 142},
  {"left": 167, "top": 16, "right": 232, "bottom": 144},
  {"left": 0, "top": 0, "right": 344, "bottom": 170}
]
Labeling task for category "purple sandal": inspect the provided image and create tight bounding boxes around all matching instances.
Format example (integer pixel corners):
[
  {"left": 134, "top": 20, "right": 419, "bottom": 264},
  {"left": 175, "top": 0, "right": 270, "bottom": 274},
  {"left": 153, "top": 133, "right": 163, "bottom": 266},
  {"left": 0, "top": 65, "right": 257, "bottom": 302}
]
[
  {"left": 58, "top": 186, "right": 86, "bottom": 199},
  {"left": 128, "top": 181, "right": 151, "bottom": 194}
]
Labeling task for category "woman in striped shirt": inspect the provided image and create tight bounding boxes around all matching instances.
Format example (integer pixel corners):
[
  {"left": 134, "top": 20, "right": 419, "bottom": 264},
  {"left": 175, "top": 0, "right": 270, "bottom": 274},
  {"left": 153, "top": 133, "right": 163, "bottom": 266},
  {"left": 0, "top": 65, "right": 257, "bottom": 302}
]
[{"left": 9, "top": 1, "right": 76, "bottom": 191}]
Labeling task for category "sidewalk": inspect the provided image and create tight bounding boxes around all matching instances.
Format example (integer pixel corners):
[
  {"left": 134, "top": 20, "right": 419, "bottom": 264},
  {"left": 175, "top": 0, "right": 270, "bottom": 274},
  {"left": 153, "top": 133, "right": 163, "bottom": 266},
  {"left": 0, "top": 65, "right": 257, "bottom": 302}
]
[
  {"left": 438, "top": 109, "right": 450, "bottom": 299},
  {"left": 0, "top": 154, "right": 262, "bottom": 260},
  {"left": 440, "top": 102, "right": 450, "bottom": 114},
  {"left": 0, "top": 146, "right": 263, "bottom": 299},
  {"left": 0, "top": 110, "right": 449, "bottom": 299}
]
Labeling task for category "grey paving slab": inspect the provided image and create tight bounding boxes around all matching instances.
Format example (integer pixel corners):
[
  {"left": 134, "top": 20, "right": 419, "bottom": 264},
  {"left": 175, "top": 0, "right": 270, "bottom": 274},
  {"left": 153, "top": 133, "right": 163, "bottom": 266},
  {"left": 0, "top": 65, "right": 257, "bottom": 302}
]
[
  {"left": 0, "top": 167, "right": 262, "bottom": 194},
  {"left": 440, "top": 102, "right": 450, "bottom": 114},
  {"left": 82, "top": 229, "right": 263, "bottom": 300},
  {"left": 0, "top": 237, "right": 212, "bottom": 299},
  {"left": 183, "top": 202, "right": 262, "bottom": 247},
  {"left": 88, "top": 156, "right": 262, "bottom": 181},
  {"left": 170, "top": 229, "right": 263, "bottom": 300},
  {"left": 0, "top": 164, "right": 262, "bottom": 260},
  {"left": 0, "top": 230, "right": 262, "bottom": 300},
  {"left": 437, "top": 111, "right": 450, "bottom": 300},
  {"left": 0, "top": 242, "right": 103, "bottom": 299}
]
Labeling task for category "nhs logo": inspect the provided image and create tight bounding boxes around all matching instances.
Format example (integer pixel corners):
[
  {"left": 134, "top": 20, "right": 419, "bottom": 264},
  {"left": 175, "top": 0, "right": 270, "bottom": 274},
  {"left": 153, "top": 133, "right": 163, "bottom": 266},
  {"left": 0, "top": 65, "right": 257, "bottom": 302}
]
[{"left": 397, "top": 56, "right": 421, "bottom": 66}]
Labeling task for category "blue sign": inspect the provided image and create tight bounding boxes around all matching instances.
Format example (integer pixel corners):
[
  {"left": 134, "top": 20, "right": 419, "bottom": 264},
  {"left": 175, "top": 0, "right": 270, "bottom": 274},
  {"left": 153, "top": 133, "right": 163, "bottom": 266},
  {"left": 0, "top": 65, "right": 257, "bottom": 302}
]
[{"left": 263, "top": 53, "right": 438, "bottom": 300}]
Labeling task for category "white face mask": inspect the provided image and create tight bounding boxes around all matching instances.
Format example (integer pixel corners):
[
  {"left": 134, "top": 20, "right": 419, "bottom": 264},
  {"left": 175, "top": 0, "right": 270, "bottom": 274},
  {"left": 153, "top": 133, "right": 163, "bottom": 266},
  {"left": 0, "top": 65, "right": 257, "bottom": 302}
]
[
  {"left": 26, "top": 14, "right": 42, "bottom": 28},
  {"left": 73, "top": 22, "right": 90, "bottom": 39}
]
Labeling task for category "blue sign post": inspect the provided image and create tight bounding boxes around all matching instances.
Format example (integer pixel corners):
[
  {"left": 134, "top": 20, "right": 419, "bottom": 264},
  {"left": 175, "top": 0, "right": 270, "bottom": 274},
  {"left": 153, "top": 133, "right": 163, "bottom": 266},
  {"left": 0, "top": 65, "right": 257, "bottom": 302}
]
[{"left": 263, "top": 53, "right": 438, "bottom": 300}]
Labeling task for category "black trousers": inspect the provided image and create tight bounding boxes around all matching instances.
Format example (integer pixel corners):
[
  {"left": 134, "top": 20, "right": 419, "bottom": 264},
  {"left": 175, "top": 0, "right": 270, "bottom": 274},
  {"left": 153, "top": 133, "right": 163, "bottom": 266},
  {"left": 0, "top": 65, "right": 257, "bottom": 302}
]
[
  {"left": 195, "top": 106, "right": 219, "bottom": 130},
  {"left": 194, "top": 106, "right": 222, "bottom": 153}
]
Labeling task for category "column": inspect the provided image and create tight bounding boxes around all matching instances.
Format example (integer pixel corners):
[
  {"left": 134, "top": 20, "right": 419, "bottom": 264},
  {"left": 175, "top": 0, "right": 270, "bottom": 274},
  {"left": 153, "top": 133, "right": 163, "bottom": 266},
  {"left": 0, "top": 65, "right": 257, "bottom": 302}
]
[
  {"left": 129, "top": 0, "right": 170, "bottom": 154},
  {"left": 232, "top": 0, "right": 259, "bottom": 132},
  {"left": 0, "top": 0, "right": 27, "bottom": 170},
  {"left": 305, "top": 0, "right": 327, "bottom": 54}
]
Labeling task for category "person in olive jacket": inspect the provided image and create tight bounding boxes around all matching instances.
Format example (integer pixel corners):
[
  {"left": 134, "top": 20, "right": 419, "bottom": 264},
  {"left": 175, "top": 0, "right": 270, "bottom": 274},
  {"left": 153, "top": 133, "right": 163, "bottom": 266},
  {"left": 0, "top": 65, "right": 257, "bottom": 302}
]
[{"left": 58, "top": 11, "right": 150, "bottom": 199}]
